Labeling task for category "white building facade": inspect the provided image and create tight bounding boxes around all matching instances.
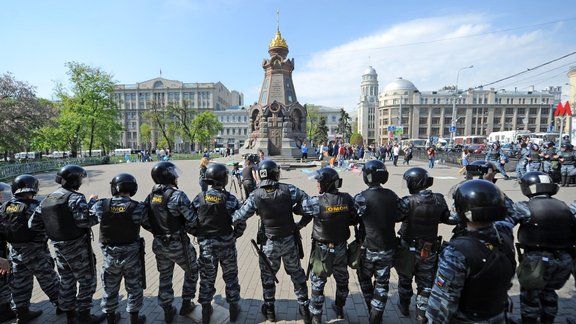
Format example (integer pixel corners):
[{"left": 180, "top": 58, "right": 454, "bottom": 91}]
[
  {"left": 113, "top": 77, "right": 243, "bottom": 151},
  {"left": 357, "top": 66, "right": 379, "bottom": 144}
]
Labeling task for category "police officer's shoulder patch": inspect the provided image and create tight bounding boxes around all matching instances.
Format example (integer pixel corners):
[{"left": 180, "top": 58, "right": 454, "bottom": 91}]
[{"left": 436, "top": 273, "right": 448, "bottom": 288}]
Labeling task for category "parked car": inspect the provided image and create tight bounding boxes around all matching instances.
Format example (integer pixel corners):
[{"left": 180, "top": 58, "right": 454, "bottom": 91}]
[
  {"left": 467, "top": 144, "right": 486, "bottom": 154},
  {"left": 500, "top": 143, "right": 517, "bottom": 158}
]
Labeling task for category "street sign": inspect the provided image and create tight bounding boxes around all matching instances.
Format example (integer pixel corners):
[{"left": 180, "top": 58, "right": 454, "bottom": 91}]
[
  {"left": 554, "top": 101, "right": 572, "bottom": 117},
  {"left": 449, "top": 126, "right": 457, "bottom": 133},
  {"left": 394, "top": 126, "right": 404, "bottom": 135},
  {"left": 387, "top": 125, "right": 396, "bottom": 132}
]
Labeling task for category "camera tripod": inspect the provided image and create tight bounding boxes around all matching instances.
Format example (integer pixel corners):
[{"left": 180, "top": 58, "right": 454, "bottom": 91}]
[{"left": 229, "top": 173, "right": 245, "bottom": 201}]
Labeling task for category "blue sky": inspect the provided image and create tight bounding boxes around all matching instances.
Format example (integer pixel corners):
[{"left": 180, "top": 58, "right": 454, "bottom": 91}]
[{"left": 2, "top": 0, "right": 575, "bottom": 111}]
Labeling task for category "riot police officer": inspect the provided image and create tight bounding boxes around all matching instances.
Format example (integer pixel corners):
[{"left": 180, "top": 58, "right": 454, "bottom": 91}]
[
  {"left": 0, "top": 234, "right": 15, "bottom": 322},
  {"left": 540, "top": 142, "right": 557, "bottom": 174},
  {"left": 396, "top": 168, "right": 453, "bottom": 322},
  {"left": 0, "top": 174, "right": 60, "bottom": 322},
  {"left": 557, "top": 143, "right": 575, "bottom": 187},
  {"left": 426, "top": 180, "right": 516, "bottom": 323},
  {"left": 232, "top": 160, "right": 313, "bottom": 323},
  {"left": 298, "top": 167, "right": 358, "bottom": 323},
  {"left": 90, "top": 173, "right": 146, "bottom": 324},
  {"left": 190, "top": 163, "right": 244, "bottom": 324},
  {"left": 526, "top": 143, "right": 542, "bottom": 172},
  {"left": 354, "top": 160, "right": 401, "bottom": 324},
  {"left": 142, "top": 161, "right": 198, "bottom": 323},
  {"left": 516, "top": 140, "right": 529, "bottom": 179},
  {"left": 506, "top": 172, "right": 576, "bottom": 324},
  {"left": 485, "top": 142, "right": 509, "bottom": 179},
  {"left": 29, "top": 165, "right": 105, "bottom": 324}
]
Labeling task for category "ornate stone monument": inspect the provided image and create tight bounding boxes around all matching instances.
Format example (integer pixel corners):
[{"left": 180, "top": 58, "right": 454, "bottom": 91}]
[{"left": 241, "top": 16, "right": 307, "bottom": 157}]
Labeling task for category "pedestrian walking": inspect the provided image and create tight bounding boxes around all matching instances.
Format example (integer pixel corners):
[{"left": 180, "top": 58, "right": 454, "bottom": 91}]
[
  {"left": 91, "top": 173, "right": 147, "bottom": 324},
  {"left": 458, "top": 148, "right": 470, "bottom": 175},
  {"left": 190, "top": 163, "right": 245, "bottom": 324},
  {"left": 354, "top": 160, "right": 401, "bottom": 323},
  {"left": 29, "top": 165, "right": 106, "bottom": 324},
  {"left": 393, "top": 144, "right": 400, "bottom": 166},
  {"left": 232, "top": 160, "right": 313, "bottom": 323},
  {"left": 0, "top": 174, "right": 60, "bottom": 322},
  {"left": 427, "top": 147, "right": 435, "bottom": 169},
  {"left": 142, "top": 161, "right": 199, "bottom": 323}
]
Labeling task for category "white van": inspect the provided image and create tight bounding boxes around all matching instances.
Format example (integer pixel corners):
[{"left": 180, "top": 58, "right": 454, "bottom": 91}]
[{"left": 114, "top": 148, "right": 132, "bottom": 156}]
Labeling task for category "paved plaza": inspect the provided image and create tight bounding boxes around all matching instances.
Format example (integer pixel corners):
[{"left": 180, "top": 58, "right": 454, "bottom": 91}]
[{"left": 5, "top": 157, "right": 576, "bottom": 323}]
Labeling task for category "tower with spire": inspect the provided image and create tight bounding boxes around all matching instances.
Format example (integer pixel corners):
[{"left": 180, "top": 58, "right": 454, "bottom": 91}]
[
  {"left": 357, "top": 66, "right": 379, "bottom": 144},
  {"left": 242, "top": 12, "right": 307, "bottom": 156}
]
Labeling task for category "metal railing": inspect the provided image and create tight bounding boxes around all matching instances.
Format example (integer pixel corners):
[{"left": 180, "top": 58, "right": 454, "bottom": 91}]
[{"left": 0, "top": 158, "right": 103, "bottom": 182}]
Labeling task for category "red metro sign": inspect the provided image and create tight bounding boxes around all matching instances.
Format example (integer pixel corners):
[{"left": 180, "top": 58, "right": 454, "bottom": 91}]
[{"left": 554, "top": 101, "right": 572, "bottom": 117}]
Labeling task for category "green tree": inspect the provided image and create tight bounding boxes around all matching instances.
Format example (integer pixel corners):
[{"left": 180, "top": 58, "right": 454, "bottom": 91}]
[
  {"left": 139, "top": 123, "right": 152, "bottom": 149},
  {"left": 350, "top": 133, "right": 364, "bottom": 146},
  {"left": 312, "top": 116, "right": 329, "bottom": 146},
  {"left": 167, "top": 101, "right": 197, "bottom": 152},
  {"left": 34, "top": 62, "right": 121, "bottom": 157},
  {"left": 0, "top": 73, "right": 54, "bottom": 158},
  {"left": 305, "top": 104, "right": 320, "bottom": 144},
  {"left": 336, "top": 108, "right": 352, "bottom": 143},
  {"left": 190, "top": 111, "right": 223, "bottom": 151},
  {"left": 144, "top": 102, "right": 174, "bottom": 152}
]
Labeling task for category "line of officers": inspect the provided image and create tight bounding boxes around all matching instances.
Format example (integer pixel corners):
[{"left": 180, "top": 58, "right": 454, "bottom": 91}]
[{"left": 0, "top": 159, "right": 575, "bottom": 324}]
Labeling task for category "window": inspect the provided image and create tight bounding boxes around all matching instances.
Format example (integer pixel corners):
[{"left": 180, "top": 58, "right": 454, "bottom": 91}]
[
  {"left": 506, "top": 108, "right": 514, "bottom": 115},
  {"left": 529, "top": 108, "right": 538, "bottom": 115},
  {"left": 517, "top": 108, "right": 525, "bottom": 115}
]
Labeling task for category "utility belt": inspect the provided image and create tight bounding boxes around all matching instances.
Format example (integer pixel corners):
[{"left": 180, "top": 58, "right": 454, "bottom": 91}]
[
  {"left": 401, "top": 238, "right": 442, "bottom": 254},
  {"left": 155, "top": 232, "right": 185, "bottom": 245},
  {"left": 518, "top": 244, "right": 575, "bottom": 259}
]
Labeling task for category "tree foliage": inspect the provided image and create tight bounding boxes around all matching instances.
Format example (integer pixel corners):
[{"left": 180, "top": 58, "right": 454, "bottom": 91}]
[
  {"left": 350, "top": 133, "right": 364, "bottom": 146},
  {"left": 33, "top": 62, "right": 121, "bottom": 157},
  {"left": 190, "top": 111, "right": 223, "bottom": 150},
  {"left": 305, "top": 104, "right": 320, "bottom": 144},
  {"left": 337, "top": 108, "right": 352, "bottom": 143},
  {"left": 0, "top": 73, "right": 54, "bottom": 156},
  {"left": 167, "top": 101, "right": 197, "bottom": 151},
  {"left": 312, "top": 116, "right": 329, "bottom": 145},
  {"left": 143, "top": 102, "right": 173, "bottom": 152}
]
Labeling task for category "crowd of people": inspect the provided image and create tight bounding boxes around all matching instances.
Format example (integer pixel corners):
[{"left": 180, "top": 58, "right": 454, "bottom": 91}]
[{"left": 0, "top": 152, "right": 575, "bottom": 324}]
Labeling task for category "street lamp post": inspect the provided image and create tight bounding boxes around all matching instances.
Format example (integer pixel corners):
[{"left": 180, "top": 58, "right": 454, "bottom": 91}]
[{"left": 450, "top": 65, "right": 474, "bottom": 146}]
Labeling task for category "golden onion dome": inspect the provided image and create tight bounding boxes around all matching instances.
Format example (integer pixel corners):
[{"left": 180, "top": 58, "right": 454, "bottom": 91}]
[{"left": 269, "top": 30, "right": 288, "bottom": 49}]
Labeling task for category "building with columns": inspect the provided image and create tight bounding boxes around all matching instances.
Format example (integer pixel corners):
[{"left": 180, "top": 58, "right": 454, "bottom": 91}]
[
  {"left": 357, "top": 66, "right": 379, "bottom": 144},
  {"left": 214, "top": 106, "right": 250, "bottom": 151},
  {"left": 113, "top": 77, "right": 243, "bottom": 151},
  {"left": 376, "top": 76, "right": 562, "bottom": 144}
]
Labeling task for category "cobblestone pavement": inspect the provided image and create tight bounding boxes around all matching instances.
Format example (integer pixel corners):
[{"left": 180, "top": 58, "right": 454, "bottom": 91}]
[{"left": 5, "top": 157, "right": 575, "bottom": 323}]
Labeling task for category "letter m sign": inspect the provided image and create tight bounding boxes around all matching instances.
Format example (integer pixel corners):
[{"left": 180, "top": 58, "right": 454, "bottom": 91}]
[{"left": 554, "top": 101, "right": 572, "bottom": 117}]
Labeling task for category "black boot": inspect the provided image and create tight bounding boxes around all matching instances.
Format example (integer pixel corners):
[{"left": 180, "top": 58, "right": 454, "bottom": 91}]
[
  {"left": 179, "top": 299, "right": 195, "bottom": 316},
  {"left": 299, "top": 304, "right": 312, "bottom": 324},
  {"left": 106, "top": 312, "right": 120, "bottom": 324},
  {"left": 369, "top": 309, "right": 383, "bottom": 324},
  {"left": 540, "top": 314, "right": 555, "bottom": 324},
  {"left": 162, "top": 306, "right": 176, "bottom": 324},
  {"left": 332, "top": 295, "right": 345, "bottom": 319},
  {"left": 78, "top": 309, "right": 106, "bottom": 324},
  {"left": 562, "top": 175, "right": 568, "bottom": 187},
  {"left": 311, "top": 314, "right": 322, "bottom": 324},
  {"left": 261, "top": 303, "right": 276, "bottom": 322},
  {"left": 66, "top": 310, "right": 78, "bottom": 324},
  {"left": 201, "top": 304, "right": 213, "bottom": 324},
  {"left": 0, "top": 303, "right": 16, "bottom": 322},
  {"left": 521, "top": 315, "right": 538, "bottom": 324},
  {"left": 129, "top": 312, "right": 146, "bottom": 324},
  {"left": 16, "top": 307, "right": 43, "bottom": 324},
  {"left": 397, "top": 298, "right": 410, "bottom": 317},
  {"left": 229, "top": 302, "right": 241, "bottom": 322}
]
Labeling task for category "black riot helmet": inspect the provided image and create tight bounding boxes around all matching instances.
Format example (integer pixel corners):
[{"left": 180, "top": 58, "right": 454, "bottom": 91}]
[
  {"left": 151, "top": 161, "right": 179, "bottom": 185},
  {"left": 55, "top": 164, "right": 87, "bottom": 190},
  {"left": 110, "top": 173, "right": 138, "bottom": 197},
  {"left": 258, "top": 160, "right": 280, "bottom": 181},
  {"left": 403, "top": 167, "right": 433, "bottom": 194},
  {"left": 314, "top": 167, "right": 342, "bottom": 194},
  {"left": 453, "top": 179, "right": 506, "bottom": 223},
  {"left": 362, "top": 160, "right": 388, "bottom": 185},
  {"left": 204, "top": 163, "right": 229, "bottom": 187},
  {"left": 519, "top": 171, "right": 558, "bottom": 198},
  {"left": 466, "top": 160, "right": 496, "bottom": 179},
  {"left": 11, "top": 174, "right": 39, "bottom": 196}
]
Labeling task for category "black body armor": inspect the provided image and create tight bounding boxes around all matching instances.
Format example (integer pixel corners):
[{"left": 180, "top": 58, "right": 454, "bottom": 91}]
[
  {"left": 0, "top": 199, "right": 38, "bottom": 243},
  {"left": 41, "top": 190, "right": 85, "bottom": 241},
  {"left": 99, "top": 199, "right": 140, "bottom": 245},
  {"left": 196, "top": 190, "right": 233, "bottom": 237},
  {"left": 360, "top": 187, "right": 399, "bottom": 250},
  {"left": 253, "top": 182, "right": 296, "bottom": 239},
  {"left": 560, "top": 151, "right": 575, "bottom": 165},
  {"left": 148, "top": 186, "right": 184, "bottom": 235},
  {"left": 312, "top": 192, "right": 353, "bottom": 244},
  {"left": 399, "top": 193, "right": 446, "bottom": 242}
]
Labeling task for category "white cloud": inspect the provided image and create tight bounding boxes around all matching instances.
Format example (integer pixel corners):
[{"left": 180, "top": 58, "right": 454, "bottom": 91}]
[{"left": 293, "top": 15, "right": 572, "bottom": 111}]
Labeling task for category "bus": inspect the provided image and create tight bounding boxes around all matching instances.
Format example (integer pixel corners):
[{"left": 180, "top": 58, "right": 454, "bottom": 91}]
[
  {"left": 113, "top": 148, "right": 132, "bottom": 156},
  {"left": 82, "top": 149, "right": 103, "bottom": 157},
  {"left": 487, "top": 131, "right": 531, "bottom": 144},
  {"left": 453, "top": 136, "right": 486, "bottom": 146},
  {"left": 529, "top": 132, "right": 559, "bottom": 146}
]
